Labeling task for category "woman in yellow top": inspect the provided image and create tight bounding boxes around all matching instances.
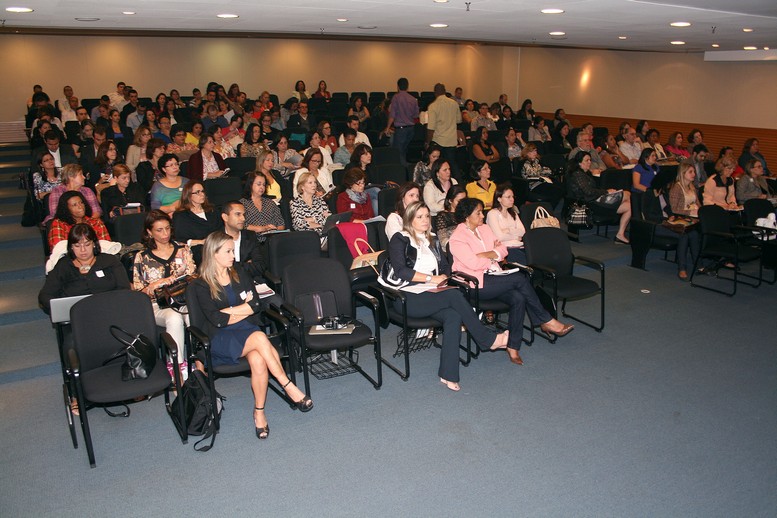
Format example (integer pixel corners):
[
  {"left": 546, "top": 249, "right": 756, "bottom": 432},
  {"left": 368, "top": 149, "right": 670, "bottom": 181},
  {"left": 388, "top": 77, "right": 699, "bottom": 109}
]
[
  {"left": 255, "top": 149, "right": 283, "bottom": 202},
  {"left": 465, "top": 160, "right": 496, "bottom": 210}
]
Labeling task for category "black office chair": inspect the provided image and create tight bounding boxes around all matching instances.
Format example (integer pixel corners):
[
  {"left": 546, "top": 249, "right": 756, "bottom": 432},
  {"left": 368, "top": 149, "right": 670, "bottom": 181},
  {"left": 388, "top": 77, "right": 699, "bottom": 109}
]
[
  {"left": 690, "top": 205, "right": 762, "bottom": 296},
  {"left": 203, "top": 176, "right": 243, "bottom": 209},
  {"left": 524, "top": 227, "right": 605, "bottom": 331},
  {"left": 371, "top": 147, "right": 402, "bottom": 166},
  {"left": 112, "top": 212, "right": 146, "bottom": 246},
  {"left": 224, "top": 157, "right": 257, "bottom": 179},
  {"left": 66, "top": 290, "right": 183, "bottom": 467},
  {"left": 277, "top": 258, "right": 382, "bottom": 397},
  {"left": 264, "top": 230, "right": 323, "bottom": 295},
  {"left": 519, "top": 201, "right": 556, "bottom": 231},
  {"left": 370, "top": 163, "right": 407, "bottom": 185},
  {"left": 325, "top": 224, "right": 380, "bottom": 294},
  {"left": 742, "top": 198, "right": 777, "bottom": 283},
  {"left": 377, "top": 187, "right": 398, "bottom": 218}
]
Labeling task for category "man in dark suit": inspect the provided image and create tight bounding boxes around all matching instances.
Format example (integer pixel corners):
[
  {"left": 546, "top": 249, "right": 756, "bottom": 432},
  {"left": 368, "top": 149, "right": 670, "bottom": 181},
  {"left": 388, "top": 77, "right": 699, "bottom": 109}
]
[
  {"left": 78, "top": 126, "right": 108, "bottom": 187},
  {"left": 286, "top": 100, "right": 315, "bottom": 133},
  {"left": 30, "top": 130, "right": 78, "bottom": 171},
  {"left": 221, "top": 201, "right": 269, "bottom": 279}
]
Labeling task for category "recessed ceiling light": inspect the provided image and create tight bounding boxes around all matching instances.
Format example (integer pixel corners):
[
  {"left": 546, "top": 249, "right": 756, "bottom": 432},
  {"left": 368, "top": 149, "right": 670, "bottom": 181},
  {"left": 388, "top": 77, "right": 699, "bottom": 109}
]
[
  {"left": 670, "top": 22, "right": 691, "bottom": 27},
  {"left": 434, "top": 0, "right": 449, "bottom": 3},
  {"left": 743, "top": 46, "right": 757, "bottom": 50},
  {"left": 217, "top": 13, "right": 239, "bottom": 19},
  {"left": 541, "top": 9, "right": 565, "bottom": 14},
  {"left": 618, "top": 36, "right": 627, "bottom": 40},
  {"left": 122, "top": 11, "right": 135, "bottom": 15},
  {"left": 742, "top": 28, "right": 754, "bottom": 32},
  {"left": 711, "top": 43, "right": 720, "bottom": 48},
  {"left": 549, "top": 31, "right": 565, "bottom": 36},
  {"left": 5, "top": 7, "right": 33, "bottom": 13},
  {"left": 74, "top": 18, "right": 100, "bottom": 22},
  {"left": 358, "top": 26, "right": 377, "bottom": 30},
  {"left": 430, "top": 23, "right": 448, "bottom": 28},
  {"left": 765, "top": 47, "right": 770, "bottom": 50},
  {"left": 336, "top": 18, "right": 348, "bottom": 22}
]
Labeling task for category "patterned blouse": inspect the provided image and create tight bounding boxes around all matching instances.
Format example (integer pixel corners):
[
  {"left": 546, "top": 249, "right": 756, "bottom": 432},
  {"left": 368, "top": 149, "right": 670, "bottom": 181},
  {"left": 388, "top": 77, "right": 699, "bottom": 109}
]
[
  {"left": 33, "top": 171, "right": 61, "bottom": 199},
  {"left": 132, "top": 242, "right": 196, "bottom": 292},
  {"left": 241, "top": 196, "right": 285, "bottom": 240},
  {"left": 289, "top": 196, "right": 330, "bottom": 235}
]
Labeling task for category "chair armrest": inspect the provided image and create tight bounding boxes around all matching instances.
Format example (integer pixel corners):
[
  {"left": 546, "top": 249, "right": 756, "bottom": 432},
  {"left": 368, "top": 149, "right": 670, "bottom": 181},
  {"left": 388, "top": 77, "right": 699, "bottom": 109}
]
[
  {"left": 529, "top": 263, "right": 558, "bottom": 279},
  {"left": 160, "top": 331, "right": 178, "bottom": 359},
  {"left": 67, "top": 347, "right": 80, "bottom": 373},
  {"left": 349, "top": 266, "right": 378, "bottom": 286},
  {"left": 354, "top": 290, "right": 379, "bottom": 311},
  {"left": 277, "top": 301, "right": 304, "bottom": 326},
  {"left": 370, "top": 283, "right": 407, "bottom": 303},
  {"left": 502, "top": 261, "right": 534, "bottom": 276},
  {"left": 263, "top": 307, "right": 290, "bottom": 333},
  {"left": 451, "top": 270, "right": 479, "bottom": 288},
  {"left": 264, "top": 270, "right": 281, "bottom": 291},
  {"left": 704, "top": 230, "right": 735, "bottom": 240},
  {"left": 188, "top": 325, "right": 211, "bottom": 350},
  {"left": 575, "top": 255, "right": 605, "bottom": 271}
]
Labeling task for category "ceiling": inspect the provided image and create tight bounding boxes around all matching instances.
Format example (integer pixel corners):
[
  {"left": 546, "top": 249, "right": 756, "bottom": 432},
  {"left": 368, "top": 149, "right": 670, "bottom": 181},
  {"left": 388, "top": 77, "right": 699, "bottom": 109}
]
[{"left": 1, "top": 0, "right": 776, "bottom": 53}]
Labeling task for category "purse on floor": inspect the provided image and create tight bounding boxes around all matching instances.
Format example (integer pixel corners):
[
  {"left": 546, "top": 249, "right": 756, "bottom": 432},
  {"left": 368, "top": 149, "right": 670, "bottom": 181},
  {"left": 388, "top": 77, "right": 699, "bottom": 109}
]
[{"left": 103, "top": 325, "right": 157, "bottom": 381}]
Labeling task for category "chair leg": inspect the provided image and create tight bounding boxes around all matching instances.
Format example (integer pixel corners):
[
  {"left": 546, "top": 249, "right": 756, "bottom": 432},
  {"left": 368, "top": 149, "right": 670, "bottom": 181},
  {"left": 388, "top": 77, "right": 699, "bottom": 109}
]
[
  {"left": 72, "top": 371, "right": 96, "bottom": 468},
  {"left": 561, "top": 293, "right": 605, "bottom": 332},
  {"left": 63, "top": 383, "right": 78, "bottom": 449},
  {"left": 380, "top": 322, "right": 411, "bottom": 380}
]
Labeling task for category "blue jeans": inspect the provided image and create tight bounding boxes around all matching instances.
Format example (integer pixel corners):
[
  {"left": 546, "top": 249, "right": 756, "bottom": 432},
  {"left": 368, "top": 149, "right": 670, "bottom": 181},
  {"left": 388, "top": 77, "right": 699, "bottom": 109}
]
[{"left": 392, "top": 126, "right": 415, "bottom": 167}]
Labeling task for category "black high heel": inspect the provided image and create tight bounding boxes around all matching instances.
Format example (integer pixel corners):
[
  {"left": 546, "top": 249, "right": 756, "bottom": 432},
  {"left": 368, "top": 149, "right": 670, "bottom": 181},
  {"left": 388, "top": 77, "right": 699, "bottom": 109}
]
[
  {"left": 254, "top": 407, "right": 269, "bottom": 440},
  {"left": 282, "top": 380, "right": 314, "bottom": 412}
]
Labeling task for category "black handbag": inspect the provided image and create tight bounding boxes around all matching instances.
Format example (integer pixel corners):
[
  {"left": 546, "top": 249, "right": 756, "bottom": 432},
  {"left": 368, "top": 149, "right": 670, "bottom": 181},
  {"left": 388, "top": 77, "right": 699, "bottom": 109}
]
[
  {"left": 155, "top": 275, "right": 194, "bottom": 313},
  {"left": 103, "top": 325, "right": 158, "bottom": 381},
  {"left": 567, "top": 203, "right": 593, "bottom": 228}
]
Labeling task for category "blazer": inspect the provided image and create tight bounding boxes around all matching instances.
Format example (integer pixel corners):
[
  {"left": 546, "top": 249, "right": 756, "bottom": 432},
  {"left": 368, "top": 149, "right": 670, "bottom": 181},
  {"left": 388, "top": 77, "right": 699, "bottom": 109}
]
[
  {"left": 235, "top": 229, "right": 268, "bottom": 281},
  {"left": 187, "top": 150, "right": 226, "bottom": 182},
  {"left": 190, "top": 265, "right": 264, "bottom": 337},
  {"left": 449, "top": 223, "right": 508, "bottom": 287},
  {"left": 171, "top": 209, "right": 223, "bottom": 243},
  {"left": 384, "top": 231, "right": 450, "bottom": 286}
]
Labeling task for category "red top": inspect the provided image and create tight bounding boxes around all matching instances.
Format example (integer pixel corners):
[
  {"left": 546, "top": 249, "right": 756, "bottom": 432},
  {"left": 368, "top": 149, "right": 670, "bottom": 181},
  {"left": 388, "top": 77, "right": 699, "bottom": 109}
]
[{"left": 336, "top": 191, "right": 374, "bottom": 222}]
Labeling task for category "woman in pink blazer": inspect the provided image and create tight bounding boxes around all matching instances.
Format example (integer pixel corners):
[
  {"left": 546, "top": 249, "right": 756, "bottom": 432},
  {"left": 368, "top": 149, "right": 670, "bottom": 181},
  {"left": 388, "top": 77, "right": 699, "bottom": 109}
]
[{"left": 449, "top": 198, "right": 574, "bottom": 365}]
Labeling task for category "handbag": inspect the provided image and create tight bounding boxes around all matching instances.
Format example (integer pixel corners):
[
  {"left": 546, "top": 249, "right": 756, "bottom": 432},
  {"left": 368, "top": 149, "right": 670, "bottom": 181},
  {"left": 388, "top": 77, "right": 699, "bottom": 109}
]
[
  {"left": 103, "top": 325, "right": 158, "bottom": 381},
  {"left": 567, "top": 203, "right": 593, "bottom": 228},
  {"left": 171, "top": 370, "right": 224, "bottom": 452},
  {"left": 595, "top": 190, "right": 623, "bottom": 207},
  {"left": 351, "top": 237, "right": 381, "bottom": 270},
  {"left": 109, "top": 203, "right": 145, "bottom": 219},
  {"left": 155, "top": 274, "right": 194, "bottom": 313},
  {"left": 531, "top": 206, "right": 560, "bottom": 229}
]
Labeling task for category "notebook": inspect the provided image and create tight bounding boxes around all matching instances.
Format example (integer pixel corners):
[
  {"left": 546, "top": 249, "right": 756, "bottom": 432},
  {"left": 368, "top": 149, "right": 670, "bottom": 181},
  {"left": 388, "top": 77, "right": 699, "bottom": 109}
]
[{"left": 49, "top": 294, "right": 92, "bottom": 324}]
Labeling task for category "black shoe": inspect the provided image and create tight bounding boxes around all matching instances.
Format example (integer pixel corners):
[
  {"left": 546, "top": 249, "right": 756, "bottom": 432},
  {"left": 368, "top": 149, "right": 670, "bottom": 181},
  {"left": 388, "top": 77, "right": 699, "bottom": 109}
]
[
  {"left": 254, "top": 407, "right": 269, "bottom": 440},
  {"left": 283, "top": 380, "right": 314, "bottom": 412}
]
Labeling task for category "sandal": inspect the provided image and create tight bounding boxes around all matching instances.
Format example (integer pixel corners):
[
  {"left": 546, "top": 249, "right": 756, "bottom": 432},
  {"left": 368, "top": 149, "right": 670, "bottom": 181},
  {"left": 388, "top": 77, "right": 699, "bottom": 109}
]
[
  {"left": 254, "top": 407, "right": 269, "bottom": 440},
  {"left": 282, "top": 380, "right": 314, "bottom": 412},
  {"left": 69, "top": 398, "right": 79, "bottom": 417},
  {"left": 487, "top": 330, "right": 509, "bottom": 351},
  {"left": 440, "top": 378, "right": 461, "bottom": 392}
]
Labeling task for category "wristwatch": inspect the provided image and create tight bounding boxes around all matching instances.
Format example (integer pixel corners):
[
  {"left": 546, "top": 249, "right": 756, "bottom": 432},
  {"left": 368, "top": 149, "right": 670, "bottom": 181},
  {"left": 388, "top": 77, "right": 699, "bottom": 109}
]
[{"left": 425, "top": 275, "right": 432, "bottom": 282}]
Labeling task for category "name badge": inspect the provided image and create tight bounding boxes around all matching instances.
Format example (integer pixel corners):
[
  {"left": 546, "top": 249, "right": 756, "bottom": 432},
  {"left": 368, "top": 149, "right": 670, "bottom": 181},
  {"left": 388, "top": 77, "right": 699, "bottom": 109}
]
[
  {"left": 350, "top": 203, "right": 356, "bottom": 209},
  {"left": 95, "top": 270, "right": 105, "bottom": 278},
  {"left": 178, "top": 187, "right": 183, "bottom": 191},
  {"left": 240, "top": 291, "right": 248, "bottom": 300}
]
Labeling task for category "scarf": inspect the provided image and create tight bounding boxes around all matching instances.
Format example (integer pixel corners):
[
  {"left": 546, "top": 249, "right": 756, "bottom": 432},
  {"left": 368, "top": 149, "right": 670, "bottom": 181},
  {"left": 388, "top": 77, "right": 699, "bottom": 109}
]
[{"left": 346, "top": 188, "right": 368, "bottom": 205}]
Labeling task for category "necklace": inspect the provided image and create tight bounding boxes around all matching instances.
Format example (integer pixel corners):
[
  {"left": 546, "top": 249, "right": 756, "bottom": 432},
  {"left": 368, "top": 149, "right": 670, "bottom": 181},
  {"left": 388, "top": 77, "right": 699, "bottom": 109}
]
[{"left": 76, "top": 257, "right": 95, "bottom": 273}]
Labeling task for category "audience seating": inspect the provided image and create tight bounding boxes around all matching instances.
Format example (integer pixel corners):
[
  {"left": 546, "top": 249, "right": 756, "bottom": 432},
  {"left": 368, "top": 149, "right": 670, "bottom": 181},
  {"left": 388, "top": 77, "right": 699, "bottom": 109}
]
[
  {"left": 263, "top": 230, "right": 322, "bottom": 295},
  {"left": 204, "top": 176, "right": 242, "bottom": 209}
]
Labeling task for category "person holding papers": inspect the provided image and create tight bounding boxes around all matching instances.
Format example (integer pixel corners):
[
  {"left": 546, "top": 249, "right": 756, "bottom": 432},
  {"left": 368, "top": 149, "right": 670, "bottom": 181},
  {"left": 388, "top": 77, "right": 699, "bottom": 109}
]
[
  {"left": 379, "top": 201, "right": 509, "bottom": 392},
  {"left": 449, "top": 198, "right": 574, "bottom": 366}
]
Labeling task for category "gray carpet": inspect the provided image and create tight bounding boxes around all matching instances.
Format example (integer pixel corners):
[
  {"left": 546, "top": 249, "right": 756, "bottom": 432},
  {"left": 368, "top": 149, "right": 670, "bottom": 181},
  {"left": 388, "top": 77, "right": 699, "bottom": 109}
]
[{"left": 0, "top": 142, "right": 775, "bottom": 517}]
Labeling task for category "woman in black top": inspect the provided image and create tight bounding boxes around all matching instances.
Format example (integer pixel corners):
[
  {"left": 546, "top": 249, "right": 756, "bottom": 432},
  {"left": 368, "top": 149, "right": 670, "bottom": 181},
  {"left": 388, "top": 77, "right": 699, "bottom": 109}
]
[
  {"left": 100, "top": 164, "right": 146, "bottom": 217},
  {"left": 171, "top": 180, "right": 222, "bottom": 265},
  {"left": 548, "top": 121, "right": 573, "bottom": 155}
]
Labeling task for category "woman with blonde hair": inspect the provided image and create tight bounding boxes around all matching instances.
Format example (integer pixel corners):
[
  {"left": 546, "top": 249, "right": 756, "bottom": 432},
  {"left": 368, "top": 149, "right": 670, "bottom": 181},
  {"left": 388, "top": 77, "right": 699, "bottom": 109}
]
[
  {"left": 191, "top": 231, "right": 313, "bottom": 439},
  {"left": 703, "top": 158, "right": 740, "bottom": 210}
]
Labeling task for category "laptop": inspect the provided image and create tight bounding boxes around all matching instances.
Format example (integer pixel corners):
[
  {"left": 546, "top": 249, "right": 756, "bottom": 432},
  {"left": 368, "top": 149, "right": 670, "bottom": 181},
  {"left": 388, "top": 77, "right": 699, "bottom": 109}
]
[
  {"left": 49, "top": 294, "right": 92, "bottom": 324},
  {"left": 322, "top": 211, "right": 352, "bottom": 234}
]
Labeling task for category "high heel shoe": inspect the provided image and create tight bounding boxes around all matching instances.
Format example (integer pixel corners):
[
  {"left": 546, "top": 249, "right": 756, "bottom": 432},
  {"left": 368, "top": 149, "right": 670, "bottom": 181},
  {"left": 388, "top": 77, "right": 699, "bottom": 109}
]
[
  {"left": 254, "top": 407, "right": 269, "bottom": 440},
  {"left": 507, "top": 348, "right": 524, "bottom": 365},
  {"left": 540, "top": 321, "right": 575, "bottom": 337},
  {"left": 440, "top": 378, "right": 461, "bottom": 392},
  {"left": 485, "top": 330, "right": 509, "bottom": 352},
  {"left": 282, "top": 380, "right": 314, "bottom": 412}
]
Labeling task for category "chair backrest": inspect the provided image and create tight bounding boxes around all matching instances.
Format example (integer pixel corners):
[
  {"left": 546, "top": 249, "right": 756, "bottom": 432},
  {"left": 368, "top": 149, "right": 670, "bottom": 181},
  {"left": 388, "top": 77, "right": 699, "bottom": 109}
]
[
  {"left": 743, "top": 198, "right": 774, "bottom": 226},
  {"left": 519, "top": 202, "right": 554, "bottom": 230},
  {"left": 371, "top": 146, "right": 402, "bottom": 166},
  {"left": 281, "top": 257, "right": 353, "bottom": 321},
  {"left": 600, "top": 169, "right": 631, "bottom": 191},
  {"left": 523, "top": 227, "right": 574, "bottom": 276},
  {"left": 224, "top": 157, "right": 256, "bottom": 178},
  {"left": 113, "top": 212, "right": 147, "bottom": 246},
  {"left": 698, "top": 204, "right": 730, "bottom": 235},
  {"left": 540, "top": 153, "right": 568, "bottom": 175},
  {"left": 70, "top": 290, "right": 157, "bottom": 372},
  {"left": 370, "top": 164, "right": 406, "bottom": 185},
  {"left": 179, "top": 160, "right": 189, "bottom": 178},
  {"left": 377, "top": 187, "right": 398, "bottom": 218},
  {"left": 267, "top": 230, "right": 322, "bottom": 277},
  {"left": 204, "top": 177, "right": 243, "bottom": 209}
]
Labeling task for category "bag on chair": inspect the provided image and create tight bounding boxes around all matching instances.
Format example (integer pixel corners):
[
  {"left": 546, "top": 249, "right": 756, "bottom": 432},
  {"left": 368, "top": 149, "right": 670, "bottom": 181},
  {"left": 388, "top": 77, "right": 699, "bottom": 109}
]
[
  {"left": 531, "top": 206, "right": 560, "bottom": 229},
  {"left": 103, "top": 325, "right": 158, "bottom": 381},
  {"left": 567, "top": 203, "right": 593, "bottom": 228},
  {"left": 351, "top": 237, "right": 381, "bottom": 269},
  {"left": 172, "top": 370, "right": 224, "bottom": 452}
]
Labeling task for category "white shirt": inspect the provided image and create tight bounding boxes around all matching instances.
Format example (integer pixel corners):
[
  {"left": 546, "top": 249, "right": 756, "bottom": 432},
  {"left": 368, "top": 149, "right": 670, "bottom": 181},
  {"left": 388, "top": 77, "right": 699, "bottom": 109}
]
[
  {"left": 338, "top": 131, "right": 372, "bottom": 148},
  {"left": 385, "top": 212, "right": 402, "bottom": 240},
  {"left": 233, "top": 232, "right": 242, "bottom": 263}
]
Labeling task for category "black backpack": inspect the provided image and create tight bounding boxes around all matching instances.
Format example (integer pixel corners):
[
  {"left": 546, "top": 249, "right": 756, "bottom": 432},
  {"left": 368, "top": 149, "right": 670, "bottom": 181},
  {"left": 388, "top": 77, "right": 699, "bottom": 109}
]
[{"left": 172, "top": 370, "right": 224, "bottom": 452}]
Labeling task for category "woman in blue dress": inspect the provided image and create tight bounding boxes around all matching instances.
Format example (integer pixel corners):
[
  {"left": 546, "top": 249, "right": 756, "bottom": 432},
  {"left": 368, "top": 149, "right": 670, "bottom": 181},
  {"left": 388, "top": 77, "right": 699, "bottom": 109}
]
[{"left": 191, "top": 231, "right": 313, "bottom": 440}]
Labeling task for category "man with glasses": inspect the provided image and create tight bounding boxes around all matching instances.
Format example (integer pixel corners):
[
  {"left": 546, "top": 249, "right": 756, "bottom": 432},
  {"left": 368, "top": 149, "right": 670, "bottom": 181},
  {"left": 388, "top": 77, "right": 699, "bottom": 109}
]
[
  {"left": 569, "top": 131, "right": 605, "bottom": 175},
  {"left": 154, "top": 114, "right": 173, "bottom": 144},
  {"left": 619, "top": 128, "right": 641, "bottom": 166}
]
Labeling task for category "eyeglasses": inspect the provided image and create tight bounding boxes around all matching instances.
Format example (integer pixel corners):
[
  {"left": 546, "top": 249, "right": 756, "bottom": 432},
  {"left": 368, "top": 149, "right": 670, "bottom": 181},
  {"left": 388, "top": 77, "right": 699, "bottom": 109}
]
[
  {"left": 191, "top": 190, "right": 204, "bottom": 195},
  {"left": 354, "top": 180, "right": 366, "bottom": 186},
  {"left": 72, "top": 241, "right": 93, "bottom": 250}
]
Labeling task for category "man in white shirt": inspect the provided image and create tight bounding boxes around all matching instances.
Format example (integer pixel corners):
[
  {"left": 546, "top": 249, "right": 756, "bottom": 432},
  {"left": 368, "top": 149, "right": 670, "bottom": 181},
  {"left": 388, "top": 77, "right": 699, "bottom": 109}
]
[
  {"left": 107, "top": 82, "right": 126, "bottom": 110},
  {"left": 56, "top": 85, "right": 74, "bottom": 115},
  {"left": 618, "top": 128, "right": 641, "bottom": 165},
  {"left": 338, "top": 116, "right": 372, "bottom": 148},
  {"left": 569, "top": 131, "right": 606, "bottom": 175},
  {"left": 426, "top": 83, "right": 462, "bottom": 174},
  {"left": 59, "top": 96, "right": 80, "bottom": 124}
]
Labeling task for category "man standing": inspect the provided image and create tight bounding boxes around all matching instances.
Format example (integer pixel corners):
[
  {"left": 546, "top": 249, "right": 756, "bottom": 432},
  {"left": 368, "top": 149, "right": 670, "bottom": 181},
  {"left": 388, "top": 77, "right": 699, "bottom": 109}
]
[
  {"left": 386, "top": 77, "right": 419, "bottom": 167},
  {"left": 426, "top": 83, "right": 461, "bottom": 173}
]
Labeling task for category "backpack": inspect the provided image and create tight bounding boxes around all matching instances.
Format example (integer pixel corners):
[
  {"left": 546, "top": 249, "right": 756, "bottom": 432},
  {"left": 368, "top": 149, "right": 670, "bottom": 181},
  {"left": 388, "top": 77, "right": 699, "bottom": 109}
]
[{"left": 172, "top": 370, "right": 224, "bottom": 452}]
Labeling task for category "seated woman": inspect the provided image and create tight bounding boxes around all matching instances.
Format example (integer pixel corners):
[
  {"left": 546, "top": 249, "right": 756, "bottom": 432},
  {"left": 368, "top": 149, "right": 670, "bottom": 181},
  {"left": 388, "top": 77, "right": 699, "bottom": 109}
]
[
  {"left": 642, "top": 129, "right": 668, "bottom": 160},
  {"left": 150, "top": 153, "right": 188, "bottom": 214},
  {"left": 465, "top": 160, "right": 496, "bottom": 210},
  {"left": 221, "top": 114, "right": 246, "bottom": 143},
  {"left": 461, "top": 99, "right": 477, "bottom": 125},
  {"left": 89, "top": 140, "right": 122, "bottom": 198},
  {"left": 241, "top": 172, "right": 285, "bottom": 240},
  {"left": 664, "top": 162, "right": 702, "bottom": 280},
  {"left": 496, "top": 105, "right": 515, "bottom": 132},
  {"left": 738, "top": 138, "right": 772, "bottom": 176},
  {"left": 302, "top": 130, "right": 334, "bottom": 170},
  {"left": 379, "top": 201, "right": 509, "bottom": 392},
  {"left": 632, "top": 148, "right": 660, "bottom": 194},
  {"left": 255, "top": 149, "right": 285, "bottom": 201},
  {"left": 318, "top": 120, "right": 338, "bottom": 155},
  {"left": 46, "top": 164, "right": 102, "bottom": 221},
  {"left": 188, "top": 134, "right": 227, "bottom": 182},
  {"left": 107, "top": 109, "right": 133, "bottom": 156},
  {"left": 423, "top": 159, "right": 459, "bottom": 216},
  {"left": 272, "top": 134, "right": 302, "bottom": 178},
  {"left": 703, "top": 158, "right": 741, "bottom": 211},
  {"left": 485, "top": 184, "right": 526, "bottom": 264},
  {"left": 172, "top": 180, "right": 223, "bottom": 264},
  {"left": 72, "top": 120, "right": 95, "bottom": 157},
  {"left": 413, "top": 144, "right": 442, "bottom": 186},
  {"left": 32, "top": 152, "right": 60, "bottom": 202},
  {"left": 665, "top": 132, "right": 690, "bottom": 159},
  {"left": 566, "top": 151, "right": 631, "bottom": 244},
  {"left": 241, "top": 123, "right": 270, "bottom": 165},
  {"left": 348, "top": 96, "right": 370, "bottom": 125},
  {"left": 599, "top": 134, "right": 627, "bottom": 170},
  {"left": 143, "top": 109, "right": 159, "bottom": 135},
  {"left": 166, "top": 124, "right": 198, "bottom": 156},
  {"left": 185, "top": 120, "right": 204, "bottom": 147},
  {"left": 100, "top": 164, "right": 146, "bottom": 217},
  {"left": 504, "top": 127, "right": 526, "bottom": 163},
  {"left": 516, "top": 99, "right": 535, "bottom": 121},
  {"left": 736, "top": 159, "right": 772, "bottom": 205},
  {"left": 313, "top": 80, "right": 331, "bottom": 100},
  {"left": 125, "top": 125, "right": 152, "bottom": 173},
  {"left": 686, "top": 128, "right": 705, "bottom": 156},
  {"left": 433, "top": 185, "right": 466, "bottom": 249},
  {"left": 210, "top": 126, "right": 236, "bottom": 159},
  {"left": 528, "top": 116, "right": 552, "bottom": 143},
  {"left": 39, "top": 223, "right": 129, "bottom": 314},
  {"left": 471, "top": 126, "right": 500, "bottom": 165},
  {"left": 520, "top": 143, "right": 562, "bottom": 206},
  {"left": 449, "top": 198, "right": 574, "bottom": 367},
  {"left": 257, "top": 112, "right": 278, "bottom": 145},
  {"left": 548, "top": 121, "right": 572, "bottom": 155},
  {"left": 385, "top": 182, "right": 421, "bottom": 240},
  {"left": 192, "top": 232, "right": 312, "bottom": 439},
  {"left": 336, "top": 168, "right": 375, "bottom": 223},
  {"left": 346, "top": 143, "right": 373, "bottom": 174},
  {"left": 48, "top": 191, "right": 111, "bottom": 250},
  {"left": 292, "top": 80, "right": 309, "bottom": 102},
  {"left": 290, "top": 171, "right": 331, "bottom": 235},
  {"left": 132, "top": 210, "right": 195, "bottom": 372},
  {"left": 136, "top": 138, "right": 167, "bottom": 194}
]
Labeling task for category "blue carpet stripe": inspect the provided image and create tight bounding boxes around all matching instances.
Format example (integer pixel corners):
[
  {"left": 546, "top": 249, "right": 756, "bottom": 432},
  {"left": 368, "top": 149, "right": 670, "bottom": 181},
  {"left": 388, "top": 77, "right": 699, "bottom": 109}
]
[
  {"left": 0, "top": 214, "right": 22, "bottom": 224},
  {"left": 0, "top": 362, "right": 60, "bottom": 386},
  {"left": 0, "top": 196, "right": 25, "bottom": 204},
  {"left": 0, "top": 266, "right": 44, "bottom": 281},
  {"left": 0, "top": 238, "right": 40, "bottom": 249},
  {"left": 0, "top": 309, "right": 46, "bottom": 326}
]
